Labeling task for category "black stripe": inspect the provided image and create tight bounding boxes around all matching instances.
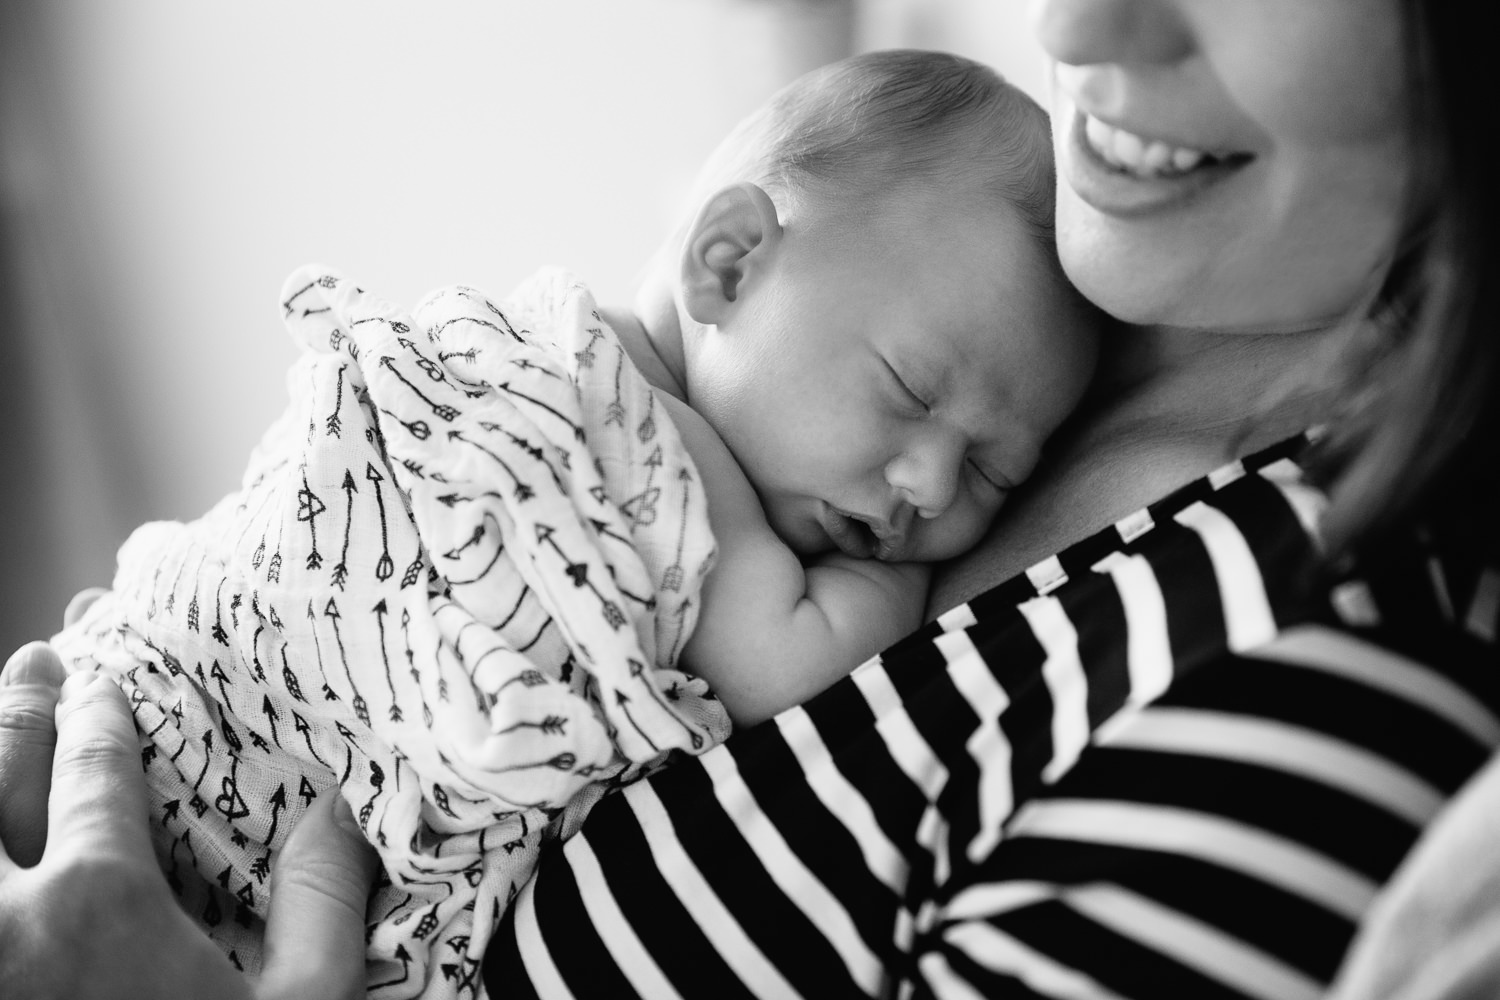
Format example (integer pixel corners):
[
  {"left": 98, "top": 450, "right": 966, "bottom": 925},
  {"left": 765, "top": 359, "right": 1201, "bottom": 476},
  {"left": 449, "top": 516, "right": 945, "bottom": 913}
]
[
  {"left": 985, "top": 833, "right": 1355, "bottom": 982},
  {"left": 1052, "top": 741, "right": 1418, "bottom": 883},
  {"left": 985, "top": 898, "right": 1253, "bottom": 1000},
  {"left": 648, "top": 749, "right": 871, "bottom": 997},
  {"left": 1144, "top": 519, "right": 1231, "bottom": 672},
  {"left": 530, "top": 837, "right": 641, "bottom": 998},
  {"left": 580, "top": 786, "right": 759, "bottom": 1000},
  {"left": 1167, "top": 653, "right": 1496, "bottom": 800},
  {"left": 723, "top": 725, "right": 906, "bottom": 971}
]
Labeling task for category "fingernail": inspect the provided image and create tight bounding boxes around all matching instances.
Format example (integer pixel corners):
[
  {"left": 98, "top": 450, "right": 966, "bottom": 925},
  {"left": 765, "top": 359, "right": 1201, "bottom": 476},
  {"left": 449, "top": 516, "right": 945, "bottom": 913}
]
[{"left": 2, "top": 642, "right": 67, "bottom": 686}]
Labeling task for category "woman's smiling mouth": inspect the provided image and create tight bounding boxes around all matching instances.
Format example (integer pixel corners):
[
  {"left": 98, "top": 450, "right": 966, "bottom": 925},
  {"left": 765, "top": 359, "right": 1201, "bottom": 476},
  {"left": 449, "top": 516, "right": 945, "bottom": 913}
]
[{"left": 1063, "top": 107, "right": 1256, "bottom": 217}]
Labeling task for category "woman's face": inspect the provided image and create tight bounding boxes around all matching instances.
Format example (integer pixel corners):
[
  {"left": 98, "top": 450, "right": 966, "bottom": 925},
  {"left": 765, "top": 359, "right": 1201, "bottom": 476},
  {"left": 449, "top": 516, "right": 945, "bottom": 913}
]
[{"left": 1033, "top": 0, "right": 1415, "bottom": 332}]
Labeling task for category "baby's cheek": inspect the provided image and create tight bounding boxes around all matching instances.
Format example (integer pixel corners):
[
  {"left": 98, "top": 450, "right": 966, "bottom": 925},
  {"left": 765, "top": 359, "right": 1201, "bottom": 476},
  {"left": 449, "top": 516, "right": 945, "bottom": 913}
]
[{"left": 913, "top": 500, "right": 998, "bottom": 563}]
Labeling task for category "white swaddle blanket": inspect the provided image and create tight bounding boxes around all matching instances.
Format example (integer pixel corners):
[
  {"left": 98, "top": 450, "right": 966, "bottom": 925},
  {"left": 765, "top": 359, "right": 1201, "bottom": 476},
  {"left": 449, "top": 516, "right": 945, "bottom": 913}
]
[{"left": 54, "top": 265, "right": 729, "bottom": 999}]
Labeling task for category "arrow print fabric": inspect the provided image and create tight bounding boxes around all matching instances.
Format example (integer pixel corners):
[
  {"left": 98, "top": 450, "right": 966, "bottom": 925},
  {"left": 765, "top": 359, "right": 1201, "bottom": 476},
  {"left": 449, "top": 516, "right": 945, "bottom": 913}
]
[{"left": 54, "top": 266, "right": 728, "bottom": 1000}]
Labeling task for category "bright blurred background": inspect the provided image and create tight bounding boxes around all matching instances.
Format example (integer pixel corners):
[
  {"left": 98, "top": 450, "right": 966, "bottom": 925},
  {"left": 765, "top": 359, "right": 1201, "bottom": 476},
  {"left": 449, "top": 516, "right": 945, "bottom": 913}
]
[{"left": 0, "top": 0, "right": 1046, "bottom": 655}]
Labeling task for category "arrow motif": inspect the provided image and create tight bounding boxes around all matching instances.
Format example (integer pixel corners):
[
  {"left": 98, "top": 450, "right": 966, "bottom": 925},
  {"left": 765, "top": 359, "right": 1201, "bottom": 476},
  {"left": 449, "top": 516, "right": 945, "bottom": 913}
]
[
  {"left": 370, "top": 944, "right": 413, "bottom": 992},
  {"left": 622, "top": 446, "right": 664, "bottom": 526},
  {"left": 280, "top": 644, "right": 307, "bottom": 703},
  {"left": 379, "top": 406, "right": 431, "bottom": 441},
  {"left": 192, "top": 728, "right": 215, "bottom": 791},
  {"left": 441, "top": 511, "right": 506, "bottom": 586},
  {"left": 661, "top": 467, "right": 695, "bottom": 592},
  {"left": 213, "top": 575, "right": 229, "bottom": 644},
  {"left": 293, "top": 711, "right": 329, "bottom": 768},
  {"left": 605, "top": 348, "right": 627, "bottom": 426},
  {"left": 496, "top": 381, "right": 585, "bottom": 441},
  {"left": 614, "top": 688, "right": 660, "bottom": 754},
  {"left": 214, "top": 756, "right": 250, "bottom": 822},
  {"left": 632, "top": 656, "right": 703, "bottom": 750},
  {"left": 332, "top": 469, "right": 356, "bottom": 590},
  {"left": 446, "top": 429, "right": 534, "bottom": 501},
  {"left": 265, "top": 783, "right": 287, "bottom": 844},
  {"left": 326, "top": 364, "right": 346, "bottom": 437},
  {"left": 366, "top": 463, "right": 395, "bottom": 581},
  {"left": 261, "top": 696, "right": 280, "bottom": 746},
  {"left": 325, "top": 599, "right": 368, "bottom": 726},
  {"left": 379, "top": 355, "right": 460, "bottom": 421},
  {"left": 297, "top": 467, "right": 326, "bottom": 570},
  {"left": 637, "top": 391, "right": 657, "bottom": 443},
  {"left": 374, "top": 599, "right": 403, "bottom": 722},
  {"left": 534, "top": 524, "right": 626, "bottom": 629},
  {"left": 359, "top": 759, "right": 386, "bottom": 829},
  {"left": 666, "top": 597, "right": 692, "bottom": 673}
]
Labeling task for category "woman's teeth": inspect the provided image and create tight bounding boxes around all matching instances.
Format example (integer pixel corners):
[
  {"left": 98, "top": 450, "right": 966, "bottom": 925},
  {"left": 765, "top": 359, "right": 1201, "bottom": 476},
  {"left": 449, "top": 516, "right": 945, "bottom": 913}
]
[{"left": 1083, "top": 113, "right": 1212, "bottom": 177}]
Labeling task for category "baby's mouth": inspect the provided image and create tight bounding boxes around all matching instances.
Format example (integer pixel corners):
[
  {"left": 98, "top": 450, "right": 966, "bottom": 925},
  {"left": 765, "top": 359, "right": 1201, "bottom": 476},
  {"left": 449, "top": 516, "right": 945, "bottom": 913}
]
[{"left": 822, "top": 506, "right": 909, "bottom": 561}]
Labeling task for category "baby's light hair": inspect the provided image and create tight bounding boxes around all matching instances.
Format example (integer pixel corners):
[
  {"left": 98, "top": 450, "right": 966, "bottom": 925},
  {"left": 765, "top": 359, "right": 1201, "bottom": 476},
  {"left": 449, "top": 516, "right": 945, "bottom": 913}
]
[{"left": 695, "top": 49, "right": 1055, "bottom": 240}]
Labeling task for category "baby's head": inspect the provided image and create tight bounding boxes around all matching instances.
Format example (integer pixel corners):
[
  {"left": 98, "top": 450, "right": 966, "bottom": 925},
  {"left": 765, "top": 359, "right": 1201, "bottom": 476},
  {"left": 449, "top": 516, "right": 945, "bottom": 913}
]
[{"left": 664, "top": 50, "right": 1101, "bottom": 562}]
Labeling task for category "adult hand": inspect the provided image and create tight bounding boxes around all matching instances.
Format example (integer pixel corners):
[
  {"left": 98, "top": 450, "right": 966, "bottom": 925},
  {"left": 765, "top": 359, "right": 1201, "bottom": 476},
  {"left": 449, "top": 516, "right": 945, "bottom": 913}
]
[{"left": 0, "top": 641, "right": 380, "bottom": 1000}]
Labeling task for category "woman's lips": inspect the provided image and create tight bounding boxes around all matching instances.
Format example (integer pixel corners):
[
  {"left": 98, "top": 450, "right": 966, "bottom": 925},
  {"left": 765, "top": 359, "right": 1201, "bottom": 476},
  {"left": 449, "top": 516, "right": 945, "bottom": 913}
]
[{"left": 1061, "top": 107, "right": 1255, "bottom": 218}]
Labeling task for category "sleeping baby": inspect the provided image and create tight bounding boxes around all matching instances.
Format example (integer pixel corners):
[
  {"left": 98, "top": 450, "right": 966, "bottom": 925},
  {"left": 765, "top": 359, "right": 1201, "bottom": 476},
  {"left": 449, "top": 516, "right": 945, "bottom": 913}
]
[{"left": 54, "top": 49, "right": 1098, "bottom": 999}]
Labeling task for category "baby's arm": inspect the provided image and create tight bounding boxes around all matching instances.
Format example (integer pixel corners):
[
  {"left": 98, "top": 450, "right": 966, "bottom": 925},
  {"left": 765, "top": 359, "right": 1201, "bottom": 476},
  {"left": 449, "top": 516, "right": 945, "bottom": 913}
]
[{"left": 656, "top": 392, "right": 929, "bottom": 728}]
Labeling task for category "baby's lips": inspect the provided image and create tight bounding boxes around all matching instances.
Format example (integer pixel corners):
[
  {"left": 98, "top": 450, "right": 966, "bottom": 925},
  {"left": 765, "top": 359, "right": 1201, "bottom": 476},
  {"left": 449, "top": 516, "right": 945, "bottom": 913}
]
[{"left": 822, "top": 506, "right": 878, "bottom": 559}]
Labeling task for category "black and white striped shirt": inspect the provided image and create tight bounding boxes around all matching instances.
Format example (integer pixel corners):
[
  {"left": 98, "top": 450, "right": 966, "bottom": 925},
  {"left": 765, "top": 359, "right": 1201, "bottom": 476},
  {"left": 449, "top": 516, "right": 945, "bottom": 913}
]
[{"left": 481, "top": 437, "right": 1500, "bottom": 999}]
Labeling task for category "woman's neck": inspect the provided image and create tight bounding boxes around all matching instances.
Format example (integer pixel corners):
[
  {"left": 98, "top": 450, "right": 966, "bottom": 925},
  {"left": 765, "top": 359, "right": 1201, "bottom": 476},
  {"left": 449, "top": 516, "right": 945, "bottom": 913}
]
[{"left": 928, "top": 314, "right": 1366, "bottom": 614}]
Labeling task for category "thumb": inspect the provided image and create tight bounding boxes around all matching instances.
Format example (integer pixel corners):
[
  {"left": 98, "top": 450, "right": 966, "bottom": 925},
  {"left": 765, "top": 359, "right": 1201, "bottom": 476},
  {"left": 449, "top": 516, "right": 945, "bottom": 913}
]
[{"left": 257, "top": 792, "right": 378, "bottom": 1000}]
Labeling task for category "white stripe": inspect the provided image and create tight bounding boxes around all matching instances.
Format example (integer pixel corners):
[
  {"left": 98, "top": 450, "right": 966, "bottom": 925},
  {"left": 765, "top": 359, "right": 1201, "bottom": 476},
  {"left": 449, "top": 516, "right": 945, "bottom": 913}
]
[
  {"left": 937, "top": 630, "right": 1015, "bottom": 862},
  {"left": 855, "top": 663, "right": 948, "bottom": 801},
  {"left": 1027, "top": 554, "right": 1069, "bottom": 595},
  {"left": 1258, "top": 458, "right": 1327, "bottom": 547},
  {"left": 923, "top": 805, "right": 952, "bottom": 894},
  {"left": 1018, "top": 597, "right": 1091, "bottom": 784},
  {"left": 776, "top": 707, "right": 908, "bottom": 892},
  {"left": 1329, "top": 580, "right": 1382, "bottom": 627},
  {"left": 1007, "top": 798, "right": 1376, "bottom": 919},
  {"left": 621, "top": 781, "right": 803, "bottom": 999},
  {"left": 1208, "top": 459, "right": 1246, "bottom": 489},
  {"left": 512, "top": 874, "right": 577, "bottom": 1000},
  {"left": 944, "top": 880, "right": 1058, "bottom": 921},
  {"left": 1252, "top": 625, "right": 1500, "bottom": 747},
  {"left": 1465, "top": 567, "right": 1500, "bottom": 642},
  {"left": 894, "top": 905, "right": 916, "bottom": 954},
  {"left": 1114, "top": 507, "right": 1154, "bottom": 544},
  {"left": 938, "top": 922, "right": 1130, "bottom": 1000},
  {"left": 699, "top": 749, "right": 885, "bottom": 994},
  {"left": 1101, "top": 707, "right": 1444, "bottom": 825},
  {"left": 1174, "top": 500, "right": 1279, "bottom": 651},
  {"left": 1429, "top": 555, "right": 1456, "bottom": 621},
  {"left": 561, "top": 833, "right": 685, "bottom": 1000},
  {"left": 1101, "top": 554, "right": 1173, "bottom": 706},
  {"left": 1067, "top": 883, "right": 1323, "bottom": 1000},
  {"left": 917, "top": 951, "right": 991, "bottom": 1000},
  {"left": 935, "top": 602, "right": 978, "bottom": 633}
]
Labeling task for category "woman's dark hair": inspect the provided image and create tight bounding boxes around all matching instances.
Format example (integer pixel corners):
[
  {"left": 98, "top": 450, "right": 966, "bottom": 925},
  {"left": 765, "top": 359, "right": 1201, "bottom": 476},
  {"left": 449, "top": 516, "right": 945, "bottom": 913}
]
[{"left": 1317, "top": 1, "right": 1499, "bottom": 555}]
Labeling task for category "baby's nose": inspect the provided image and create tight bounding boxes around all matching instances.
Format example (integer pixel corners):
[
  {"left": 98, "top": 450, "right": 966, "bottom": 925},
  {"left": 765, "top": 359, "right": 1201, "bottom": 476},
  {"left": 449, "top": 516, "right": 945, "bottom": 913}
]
[{"left": 885, "top": 439, "right": 963, "bottom": 519}]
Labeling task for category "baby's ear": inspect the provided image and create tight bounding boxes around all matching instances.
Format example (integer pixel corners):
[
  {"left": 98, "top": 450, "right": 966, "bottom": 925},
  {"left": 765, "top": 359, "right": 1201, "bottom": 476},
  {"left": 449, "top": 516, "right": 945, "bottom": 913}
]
[{"left": 680, "top": 182, "right": 781, "bottom": 326}]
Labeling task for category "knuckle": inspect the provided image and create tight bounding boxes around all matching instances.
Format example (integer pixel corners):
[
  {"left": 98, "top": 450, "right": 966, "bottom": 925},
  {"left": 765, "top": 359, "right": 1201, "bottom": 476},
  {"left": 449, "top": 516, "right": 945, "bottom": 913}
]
[
  {"left": 51, "top": 725, "right": 139, "bottom": 779},
  {"left": 0, "top": 697, "right": 58, "bottom": 742}
]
